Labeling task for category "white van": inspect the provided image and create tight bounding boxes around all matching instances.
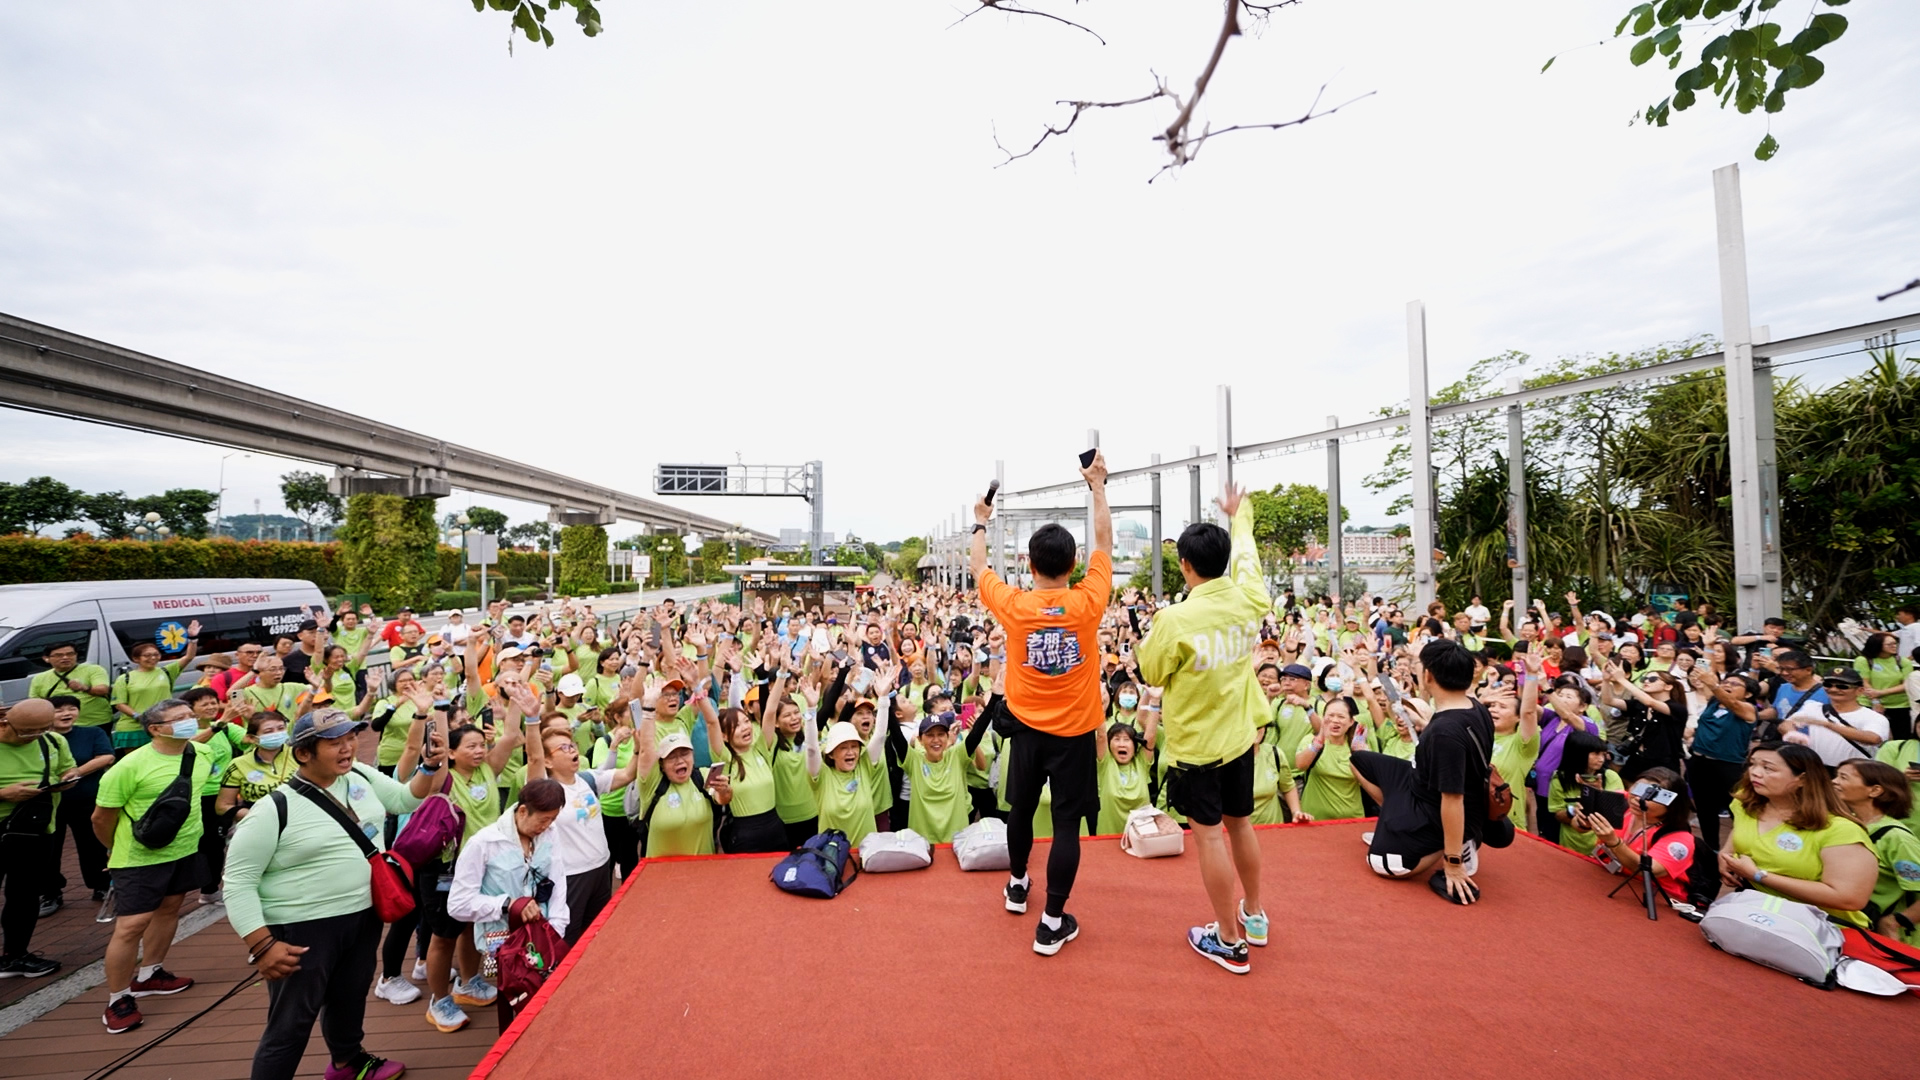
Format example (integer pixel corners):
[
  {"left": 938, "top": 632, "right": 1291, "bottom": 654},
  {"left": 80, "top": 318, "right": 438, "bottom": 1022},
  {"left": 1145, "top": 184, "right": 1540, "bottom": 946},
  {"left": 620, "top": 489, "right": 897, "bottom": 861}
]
[{"left": 0, "top": 579, "right": 328, "bottom": 703}]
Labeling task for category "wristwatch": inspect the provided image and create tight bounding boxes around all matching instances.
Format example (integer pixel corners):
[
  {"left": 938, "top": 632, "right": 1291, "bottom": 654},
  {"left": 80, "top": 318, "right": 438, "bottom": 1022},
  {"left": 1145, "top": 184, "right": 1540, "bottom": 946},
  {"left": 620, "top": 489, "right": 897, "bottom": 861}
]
[
  {"left": 971, "top": 523, "right": 986, "bottom": 534},
  {"left": 1443, "top": 854, "right": 1464, "bottom": 866}
]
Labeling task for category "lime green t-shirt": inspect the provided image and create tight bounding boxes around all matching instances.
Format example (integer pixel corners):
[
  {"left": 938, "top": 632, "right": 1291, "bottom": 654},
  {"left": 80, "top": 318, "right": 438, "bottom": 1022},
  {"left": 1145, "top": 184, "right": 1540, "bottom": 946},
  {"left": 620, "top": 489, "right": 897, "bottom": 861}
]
[
  {"left": 814, "top": 763, "right": 878, "bottom": 847},
  {"left": 770, "top": 739, "right": 818, "bottom": 824},
  {"left": 862, "top": 751, "right": 891, "bottom": 817},
  {"left": 1250, "top": 741, "right": 1296, "bottom": 826},
  {"left": 1863, "top": 817, "right": 1920, "bottom": 942},
  {"left": 717, "top": 741, "right": 778, "bottom": 820},
  {"left": 0, "top": 733, "right": 77, "bottom": 833},
  {"left": 447, "top": 763, "right": 502, "bottom": 845},
  {"left": 30, "top": 664, "right": 113, "bottom": 727},
  {"left": 221, "top": 746, "right": 298, "bottom": 806},
  {"left": 325, "top": 669, "right": 357, "bottom": 708},
  {"left": 1296, "top": 735, "right": 1363, "bottom": 821},
  {"left": 1492, "top": 728, "right": 1541, "bottom": 831},
  {"left": 1548, "top": 770, "right": 1625, "bottom": 858},
  {"left": 96, "top": 742, "right": 217, "bottom": 868},
  {"left": 644, "top": 779, "right": 715, "bottom": 856},
  {"left": 904, "top": 742, "right": 970, "bottom": 843},
  {"left": 194, "top": 723, "right": 243, "bottom": 797},
  {"left": 240, "top": 681, "right": 304, "bottom": 723},
  {"left": 1268, "top": 701, "right": 1314, "bottom": 765},
  {"left": 1369, "top": 711, "right": 1417, "bottom": 761},
  {"left": 1874, "top": 740, "right": 1920, "bottom": 837},
  {"left": 374, "top": 700, "right": 419, "bottom": 768},
  {"left": 1857, "top": 656, "right": 1912, "bottom": 710},
  {"left": 1730, "top": 800, "right": 1874, "bottom": 928},
  {"left": 333, "top": 625, "right": 371, "bottom": 671},
  {"left": 581, "top": 672, "right": 621, "bottom": 712},
  {"left": 585, "top": 737, "right": 634, "bottom": 819},
  {"left": 1097, "top": 752, "right": 1152, "bottom": 835},
  {"left": 112, "top": 664, "right": 183, "bottom": 731}
]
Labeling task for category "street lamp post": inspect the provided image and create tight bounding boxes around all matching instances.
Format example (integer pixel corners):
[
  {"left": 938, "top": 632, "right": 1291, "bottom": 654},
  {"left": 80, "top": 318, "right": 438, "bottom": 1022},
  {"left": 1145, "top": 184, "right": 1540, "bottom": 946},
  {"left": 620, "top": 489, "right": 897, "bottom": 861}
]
[
  {"left": 215, "top": 450, "right": 250, "bottom": 537},
  {"left": 135, "top": 511, "right": 169, "bottom": 543},
  {"left": 657, "top": 537, "right": 676, "bottom": 588},
  {"left": 451, "top": 513, "right": 472, "bottom": 592},
  {"left": 684, "top": 533, "right": 704, "bottom": 586}
]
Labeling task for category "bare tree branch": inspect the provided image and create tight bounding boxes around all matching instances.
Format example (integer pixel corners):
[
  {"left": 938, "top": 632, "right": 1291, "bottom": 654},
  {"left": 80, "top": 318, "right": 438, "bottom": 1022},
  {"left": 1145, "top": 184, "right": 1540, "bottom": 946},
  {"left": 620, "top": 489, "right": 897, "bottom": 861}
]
[
  {"left": 1148, "top": 83, "right": 1377, "bottom": 182},
  {"left": 949, "top": 0, "right": 1106, "bottom": 46},
  {"left": 1159, "top": 0, "right": 1244, "bottom": 166},
  {"left": 994, "top": 80, "right": 1171, "bottom": 165}
]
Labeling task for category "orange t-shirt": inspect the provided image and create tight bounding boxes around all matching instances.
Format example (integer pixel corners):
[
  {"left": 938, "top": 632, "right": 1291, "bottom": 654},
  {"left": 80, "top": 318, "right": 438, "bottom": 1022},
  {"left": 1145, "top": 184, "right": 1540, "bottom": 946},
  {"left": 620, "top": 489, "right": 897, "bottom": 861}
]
[{"left": 978, "top": 550, "right": 1112, "bottom": 737}]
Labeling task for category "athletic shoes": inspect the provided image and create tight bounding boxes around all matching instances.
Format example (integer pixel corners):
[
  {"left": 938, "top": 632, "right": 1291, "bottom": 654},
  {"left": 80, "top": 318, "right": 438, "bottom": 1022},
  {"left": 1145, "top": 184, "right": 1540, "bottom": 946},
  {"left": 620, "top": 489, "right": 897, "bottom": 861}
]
[
  {"left": 452, "top": 974, "right": 497, "bottom": 1007},
  {"left": 0, "top": 953, "right": 62, "bottom": 978},
  {"left": 375, "top": 976, "right": 422, "bottom": 1005},
  {"left": 411, "top": 958, "right": 428, "bottom": 982},
  {"left": 1237, "top": 901, "right": 1269, "bottom": 948},
  {"left": 1188, "top": 923, "right": 1250, "bottom": 974},
  {"left": 1360, "top": 831, "right": 1375, "bottom": 846},
  {"left": 130, "top": 968, "right": 193, "bottom": 996},
  {"left": 37, "top": 895, "right": 61, "bottom": 918},
  {"left": 323, "top": 1053, "right": 407, "bottom": 1080},
  {"left": 103, "top": 996, "right": 143, "bottom": 1034},
  {"left": 1033, "top": 914, "right": 1079, "bottom": 956},
  {"left": 1004, "top": 879, "right": 1029, "bottom": 915},
  {"left": 425, "top": 996, "right": 470, "bottom": 1033}
]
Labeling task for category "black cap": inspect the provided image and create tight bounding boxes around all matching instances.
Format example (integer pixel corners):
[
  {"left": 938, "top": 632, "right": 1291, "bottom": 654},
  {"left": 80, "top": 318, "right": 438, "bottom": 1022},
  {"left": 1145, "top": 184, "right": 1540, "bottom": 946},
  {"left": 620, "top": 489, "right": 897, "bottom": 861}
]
[
  {"left": 1823, "top": 665, "right": 1864, "bottom": 687},
  {"left": 298, "top": 619, "right": 319, "bottom": 632}
]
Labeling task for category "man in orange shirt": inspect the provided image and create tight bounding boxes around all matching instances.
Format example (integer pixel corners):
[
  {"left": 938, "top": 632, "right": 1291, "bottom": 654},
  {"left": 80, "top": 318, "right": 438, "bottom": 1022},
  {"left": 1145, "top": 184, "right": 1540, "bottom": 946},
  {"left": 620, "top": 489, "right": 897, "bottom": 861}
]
[{"left": 970, "top": 451, "right": 1111, "bottom": 956}]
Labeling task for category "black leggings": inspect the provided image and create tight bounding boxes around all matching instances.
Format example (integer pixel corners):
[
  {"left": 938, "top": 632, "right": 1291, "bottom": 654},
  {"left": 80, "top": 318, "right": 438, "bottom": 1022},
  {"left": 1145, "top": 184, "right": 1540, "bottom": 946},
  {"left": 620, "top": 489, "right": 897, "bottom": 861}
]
[
  {"left": 719, "top": 809, "right": 786, "bottom": 854},
  {"left": 1004, "top": 725, "right": 1096, "bottom": 919},
  {"left": 381, "top": 905, "right": 420, "bottom": 980},
  {"left": 782, "top": 817, "right": 818, "bottom": 850},
  {"left": 1686, "top": 754, "right": 1746, "bottom": 907}
]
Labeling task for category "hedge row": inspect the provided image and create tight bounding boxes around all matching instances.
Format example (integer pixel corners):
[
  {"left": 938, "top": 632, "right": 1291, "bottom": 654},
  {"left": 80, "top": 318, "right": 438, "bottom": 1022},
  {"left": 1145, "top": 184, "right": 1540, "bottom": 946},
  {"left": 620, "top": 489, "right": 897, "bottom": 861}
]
[{"left": 0, "top": 535, "right": 348, "bottom": 589}]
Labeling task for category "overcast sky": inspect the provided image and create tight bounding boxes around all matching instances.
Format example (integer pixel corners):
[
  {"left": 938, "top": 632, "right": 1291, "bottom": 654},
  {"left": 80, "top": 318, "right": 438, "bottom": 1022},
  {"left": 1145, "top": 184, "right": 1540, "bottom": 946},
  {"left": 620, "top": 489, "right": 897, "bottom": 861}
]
[{"left": 2, "top": 1, "right": 1915, "bottom": 545}]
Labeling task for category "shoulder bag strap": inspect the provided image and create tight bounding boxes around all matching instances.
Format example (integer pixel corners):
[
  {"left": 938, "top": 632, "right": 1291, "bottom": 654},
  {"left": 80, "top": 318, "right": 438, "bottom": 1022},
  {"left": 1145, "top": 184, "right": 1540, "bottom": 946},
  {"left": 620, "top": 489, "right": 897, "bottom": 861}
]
[{"left": 288, "top": 776, "right": 379, "bottom": 859}]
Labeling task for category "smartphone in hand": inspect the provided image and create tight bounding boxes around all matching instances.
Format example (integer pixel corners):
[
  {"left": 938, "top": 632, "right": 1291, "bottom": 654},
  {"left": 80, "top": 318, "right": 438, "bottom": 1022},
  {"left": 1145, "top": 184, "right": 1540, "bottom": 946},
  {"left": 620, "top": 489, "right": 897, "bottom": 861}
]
[{"left": 1078, "top": 449, "right": 1097, "bottom": 469}]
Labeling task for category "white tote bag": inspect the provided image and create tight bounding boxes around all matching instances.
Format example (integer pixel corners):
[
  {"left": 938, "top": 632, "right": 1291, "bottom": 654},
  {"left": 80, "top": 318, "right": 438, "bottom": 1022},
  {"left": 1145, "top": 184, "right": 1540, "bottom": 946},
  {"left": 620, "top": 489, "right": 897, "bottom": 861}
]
[
  {"left": 859, "top": 829, "right": 933, "bottom": 873},
  {"left": 1119, "top": 806, "right": 1184, "bottom": 859},
  {"left": 952, "top": 818, "right": 1010, "bottom": 872}
]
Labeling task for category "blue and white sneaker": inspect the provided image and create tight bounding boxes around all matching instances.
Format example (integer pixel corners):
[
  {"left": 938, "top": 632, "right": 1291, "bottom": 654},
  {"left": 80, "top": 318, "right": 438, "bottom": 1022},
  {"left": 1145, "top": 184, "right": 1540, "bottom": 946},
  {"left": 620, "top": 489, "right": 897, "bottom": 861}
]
[
  {"left": 425, "top": 995, "right": 469, "bottom": 1033},
  {"left": 1236, "top": 900, "right": 1269, "bottom": 948},
  {"left": 1188, "top": 923, "right": 1250, "bottom": 974},
  {"left": 452, "top": 974, "right": 497, "bottom": 1007}
]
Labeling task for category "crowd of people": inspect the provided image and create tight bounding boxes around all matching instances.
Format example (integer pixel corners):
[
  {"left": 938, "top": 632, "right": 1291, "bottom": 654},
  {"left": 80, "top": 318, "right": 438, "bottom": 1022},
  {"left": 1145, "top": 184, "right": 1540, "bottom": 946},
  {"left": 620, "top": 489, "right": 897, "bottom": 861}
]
[{"left": 3, "top": 469, "right": 1920, "bottom": 1076}]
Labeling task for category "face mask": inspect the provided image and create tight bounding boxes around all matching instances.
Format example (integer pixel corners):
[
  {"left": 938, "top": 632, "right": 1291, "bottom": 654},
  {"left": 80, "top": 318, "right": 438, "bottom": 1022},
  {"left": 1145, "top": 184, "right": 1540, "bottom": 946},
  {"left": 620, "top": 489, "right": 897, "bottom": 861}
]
[
  {"left": 1324, "top": 677, "right": 1344, "bottom": 694},
  {"left": 257, "top": 731, "right": 288, "bottom": 750},
  {"left": 1118, "top": 693, "right": 1139, "bottom": 710},
  {"left": 170, "top": 717, "right": 202, "bottom": 740}
]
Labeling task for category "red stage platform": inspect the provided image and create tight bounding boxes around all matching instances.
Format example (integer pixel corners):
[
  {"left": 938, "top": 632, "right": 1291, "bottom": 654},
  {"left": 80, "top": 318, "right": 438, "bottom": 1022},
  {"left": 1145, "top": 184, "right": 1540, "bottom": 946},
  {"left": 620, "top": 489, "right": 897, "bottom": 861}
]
[{"left": 473, "top": 820, "right": 1918, "bottom": 1080}]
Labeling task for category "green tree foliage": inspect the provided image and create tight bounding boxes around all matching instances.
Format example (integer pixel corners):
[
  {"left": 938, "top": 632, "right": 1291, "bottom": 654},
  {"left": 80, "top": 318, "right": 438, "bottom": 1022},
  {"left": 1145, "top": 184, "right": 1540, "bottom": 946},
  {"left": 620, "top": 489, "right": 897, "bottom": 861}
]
[
  {"left": 1604, "top": 0, "right": 1851, "bottom": 160},
  {"left": 0, "top": 535, "right": 345, "bottom": 589},
  {"left": 73, "top": 488, "right": 217, "bottom": 540},
  {"left": 338, "top": 494, "right": 441, "bottom": 612},
  {"left": 504, "top": 521, "right": 553, "bottom": 550},
  {"left": 460, "top": 506, "right": 511, "bottom": 536},
  {"left": 888, "top": 537, "right": 928, "bottom": 580},
  {"left": 1302, "top": 569, "right": 1369, "bottom": 606},
  {"left": 279, "top": 470, "right": 344, "bottom": 541},
  {"left": 1127, "top": 540, "right": 1185, "bottom": 597},
  {"left": 1248, "top": 483, "right": 1346, "bottom": 577},
  {"left": 557, "top": 524, "right": 608, "bottom": 594},
  {"left": 471, "top": 0, "right": 602, "bottom": 49},
  {"left": 0, "top": 476, "right": 83, "bottom": 536}
]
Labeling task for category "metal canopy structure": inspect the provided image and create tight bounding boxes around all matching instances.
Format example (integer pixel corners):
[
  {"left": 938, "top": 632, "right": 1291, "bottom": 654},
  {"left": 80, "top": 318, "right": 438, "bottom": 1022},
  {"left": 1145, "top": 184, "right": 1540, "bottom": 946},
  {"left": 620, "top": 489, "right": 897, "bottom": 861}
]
[
  {"left": 995, "top": 166, "right": 1920, "bottom": 623},
  {"left": 0, "top": 312, "right": 772, "bottom": 543},
  {"left": 655, "top": 461, "right": 824, "bottom": 560}
]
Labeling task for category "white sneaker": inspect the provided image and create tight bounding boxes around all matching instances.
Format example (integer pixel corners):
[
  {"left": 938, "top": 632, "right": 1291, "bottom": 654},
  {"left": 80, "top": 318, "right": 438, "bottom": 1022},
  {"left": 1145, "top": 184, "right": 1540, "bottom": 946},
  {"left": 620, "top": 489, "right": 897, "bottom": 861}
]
[
  {"left": 375, "top": 976, "right": 421, "bottom": 1005},
  {"left": 1360, "top": 831, "right": 1374, "bottom": 846},
  {"left": 411, "top": 959, "right": 428, "bottom": 982}
]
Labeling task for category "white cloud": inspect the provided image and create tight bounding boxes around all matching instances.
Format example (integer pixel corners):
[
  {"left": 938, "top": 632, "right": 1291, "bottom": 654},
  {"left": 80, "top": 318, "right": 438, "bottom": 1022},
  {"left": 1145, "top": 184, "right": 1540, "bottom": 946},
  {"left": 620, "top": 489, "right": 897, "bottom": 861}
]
[{"left": 1, "top": 1, "right": 1914, "bottom": 541}]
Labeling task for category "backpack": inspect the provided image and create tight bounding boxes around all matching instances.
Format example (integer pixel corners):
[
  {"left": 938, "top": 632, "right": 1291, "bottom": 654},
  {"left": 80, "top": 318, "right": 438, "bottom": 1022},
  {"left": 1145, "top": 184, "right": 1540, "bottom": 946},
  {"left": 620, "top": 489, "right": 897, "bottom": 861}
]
[
  {"left": 130, "top": 745, "right": 199, "bottom": 849},
  {"left": 859, "top": 829, "right": 933, "bottom": 872},
  {"left": 769, "top": 829, "right": 859, "bottom": 898},
  {"left": 951, "top": 817, "right": 1009, "bottom": 871},
  {"left": 496, "top": 897, "right": 571, "bottom": 1010},
  {"left": 0, "top": 736, "right": 56, "bottom": 842},
  {"left": 1837, "top": 925, "right": 1920, "bottom": 994},
  {"left": 391, "top": 771, "right": 466, "bottom": 869},
  {"left": 1701, "top": 890, "right": 1918, "bottom": 996}
]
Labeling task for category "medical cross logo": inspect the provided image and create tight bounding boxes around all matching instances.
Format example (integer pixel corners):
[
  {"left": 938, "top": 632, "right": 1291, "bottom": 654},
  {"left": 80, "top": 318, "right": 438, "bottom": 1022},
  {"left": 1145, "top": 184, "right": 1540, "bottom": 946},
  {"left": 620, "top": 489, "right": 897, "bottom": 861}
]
[{"left": 1023, "top": 627, "right": 1084, "bottom": 677}]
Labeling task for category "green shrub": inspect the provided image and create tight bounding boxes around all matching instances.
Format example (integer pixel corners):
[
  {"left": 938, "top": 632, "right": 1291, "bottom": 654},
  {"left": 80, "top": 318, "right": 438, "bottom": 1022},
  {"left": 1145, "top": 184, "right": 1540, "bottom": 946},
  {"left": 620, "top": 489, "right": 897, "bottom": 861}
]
[
  {"left": 433, "top": 590, "right": 481, "bottom": 611},
  {"left": 558, "top": 525, "right": 608, "bottom": 594},
  {"left": 505, "top": 586, "right": 544, "bottom": 603},
  {"left": 338, "top": 495, "right": 439, "bottom": 612},
  {"left": 0, "top": 534, "right": 345, "bottom": 588}
]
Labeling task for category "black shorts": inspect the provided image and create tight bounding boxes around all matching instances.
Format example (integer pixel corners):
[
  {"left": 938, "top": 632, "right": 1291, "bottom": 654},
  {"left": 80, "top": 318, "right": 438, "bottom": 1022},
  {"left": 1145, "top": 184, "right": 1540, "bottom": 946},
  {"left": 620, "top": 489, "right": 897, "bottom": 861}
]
[
  {"left": 111, "top": 854, "right": 208, "bottom": 917},
  {"left": 1004, "top": 720, "right": 1097, "bottom": 821},
  {"left": 1351, "top": 751, "right": 1443, "bottom": 875},
  {"left": 414, "top": 859, "right": 464, "bottom": 940},
  {"left": 1165, "top": 747, "right": 1256, "bottom": 827}
]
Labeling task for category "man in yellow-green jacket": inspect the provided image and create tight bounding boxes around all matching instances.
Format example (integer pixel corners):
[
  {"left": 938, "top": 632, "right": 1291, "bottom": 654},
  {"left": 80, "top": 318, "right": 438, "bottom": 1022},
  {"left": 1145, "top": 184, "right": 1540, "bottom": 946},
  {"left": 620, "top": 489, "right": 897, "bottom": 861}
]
[{"left": 1136, "top": 482, "right": 1270, "bottom": 976}]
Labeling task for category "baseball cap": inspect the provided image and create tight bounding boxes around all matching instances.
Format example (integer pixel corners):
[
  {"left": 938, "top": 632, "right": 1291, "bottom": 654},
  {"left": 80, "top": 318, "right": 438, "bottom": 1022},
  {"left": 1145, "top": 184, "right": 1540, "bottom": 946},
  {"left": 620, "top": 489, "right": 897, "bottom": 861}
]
[
  {"left": 919, "top": 712, "right": 956, "bottom": 735},
  {"left": 655, "top": 731, "right": 695, "bottom": 757},
  {"left": 397, "top": 605, "right": 414, "bottom": 614},
  {"left": 1280, "top": 663, "right": 1312, "bottom": 680},
  {"left": 496, "top": 646, "right": 525, "bottom": 662},
  {"left": 298, "top": 619, "right": 319, "bottom": 632},
  {"left": 1823, "top": 665, "right": 1864, "bottom": 687},
  {"left": 556, "top": 673, "right": 586, "bottom": 696},
  {"left": 292, "top": 708, "right": 366, "bottom": 746}
]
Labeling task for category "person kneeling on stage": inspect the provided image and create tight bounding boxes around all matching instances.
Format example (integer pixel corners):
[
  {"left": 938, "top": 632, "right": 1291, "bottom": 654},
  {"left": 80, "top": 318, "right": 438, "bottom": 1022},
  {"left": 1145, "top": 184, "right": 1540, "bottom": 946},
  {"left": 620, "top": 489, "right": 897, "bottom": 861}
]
[{"left": 1350, "top": 640, "right": 1514, "bottom": 904}]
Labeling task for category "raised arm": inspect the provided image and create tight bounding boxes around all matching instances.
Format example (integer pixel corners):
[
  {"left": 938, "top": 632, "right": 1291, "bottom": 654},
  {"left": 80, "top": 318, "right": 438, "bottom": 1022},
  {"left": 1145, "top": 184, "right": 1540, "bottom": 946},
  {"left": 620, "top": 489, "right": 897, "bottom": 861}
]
[{"left": 1086, "top": 451, "right": 1112, "bottom": 556}]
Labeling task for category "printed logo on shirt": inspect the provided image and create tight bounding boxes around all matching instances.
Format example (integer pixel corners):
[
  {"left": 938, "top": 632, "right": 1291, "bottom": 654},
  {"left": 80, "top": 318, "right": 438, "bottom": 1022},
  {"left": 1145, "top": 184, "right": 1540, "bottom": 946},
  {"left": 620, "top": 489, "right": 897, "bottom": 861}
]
[
  {"left": 1023, "top": 627, "right": 1085, "bottom": 677},
  {"left": 666, "top": 792, "right": 682, "bottom": 810},
  {"left": 1775, "top": 833, "right": 1804, "bottom": 853},
  {"left": 1666, "top": 840, "right": 1690, "bottom": 862},
  {"left": 1895, "top": 859, "right": 1920, "bottom": 884},
  {"left": 843, "top": 778, "right": 858, "bottom": 794},
  {"left": 921, "top": 763, "right": 931, "bottom": 779},
  {"left": 576, "top": 791, "right": 599, "bottom": 823},
  {"left": 1040, "top": 606, "right": 1066, "bottom": 617}
]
